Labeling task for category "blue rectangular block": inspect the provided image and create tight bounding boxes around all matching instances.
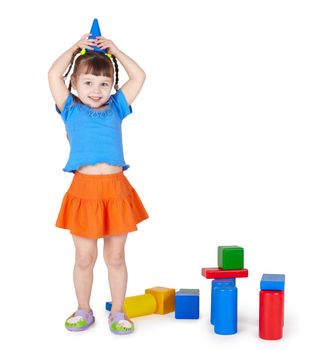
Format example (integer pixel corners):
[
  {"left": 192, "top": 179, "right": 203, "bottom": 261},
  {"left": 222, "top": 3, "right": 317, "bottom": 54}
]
[
  {"left": 175, "top": 289, "right": 199, "bottom": 319},
  {"left": 105, "top": 301, "right": 112, "bottom": 311},
  {"left": 260, "top": 274, "right": 285, "bottom": 291},
  {"left": 176, "top": 289, "right": 199, "bottom": 296}
]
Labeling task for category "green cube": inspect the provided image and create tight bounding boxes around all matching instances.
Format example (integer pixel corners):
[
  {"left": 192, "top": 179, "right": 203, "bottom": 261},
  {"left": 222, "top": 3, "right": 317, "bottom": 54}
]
[{"left": 218, "top": 246, "right": 244, "bottom": 270}]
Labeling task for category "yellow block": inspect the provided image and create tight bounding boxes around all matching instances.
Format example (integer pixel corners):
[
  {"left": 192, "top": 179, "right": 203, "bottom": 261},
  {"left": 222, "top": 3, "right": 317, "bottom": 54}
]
[
  {"left": 145, "top": 286, "right": 176, "bottom": 314},
  {"left": 123, "top": 294, "right": 157, "bottom": 318}
]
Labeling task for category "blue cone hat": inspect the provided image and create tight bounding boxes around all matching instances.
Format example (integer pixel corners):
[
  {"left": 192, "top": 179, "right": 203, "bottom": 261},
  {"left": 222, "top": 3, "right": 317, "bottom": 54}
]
[{"left": 89, "top": 18, "right": 106, "bottom": 53}]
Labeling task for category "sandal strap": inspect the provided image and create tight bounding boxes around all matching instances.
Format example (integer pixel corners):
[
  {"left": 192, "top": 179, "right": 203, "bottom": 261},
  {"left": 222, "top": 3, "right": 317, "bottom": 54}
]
[
  {"left": 67, "top": 309, "right": 94, "bottom": 323},
  {"left": 109, "top": 312, "right": 134, "bottom": 327},
  {"left": 109, "top": 312, "right": 125, "bottom": 323},
  {"left": 74, "top": 309, "right": 93, "bottom": 318}
]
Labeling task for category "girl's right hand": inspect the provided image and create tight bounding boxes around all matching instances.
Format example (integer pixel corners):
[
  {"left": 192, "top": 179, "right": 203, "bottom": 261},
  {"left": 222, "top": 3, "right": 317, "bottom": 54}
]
[{"left": 72, "top": 33, "right": 96, "bottom": 52}]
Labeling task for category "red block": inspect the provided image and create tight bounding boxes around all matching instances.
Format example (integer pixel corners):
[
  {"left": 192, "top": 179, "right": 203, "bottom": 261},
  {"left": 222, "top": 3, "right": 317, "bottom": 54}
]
[
  {"left": 259, "top": 290, "right": 284, "bottom": 340},
  {"left": 201, "top": 267, "right": 249, "bottom": 279}
]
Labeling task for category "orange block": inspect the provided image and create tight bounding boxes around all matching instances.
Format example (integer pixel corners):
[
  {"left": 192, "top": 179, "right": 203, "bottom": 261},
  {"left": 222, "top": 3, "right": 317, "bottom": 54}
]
[{"left": 145, "top": 286, "right": 175, "bottom": 314}]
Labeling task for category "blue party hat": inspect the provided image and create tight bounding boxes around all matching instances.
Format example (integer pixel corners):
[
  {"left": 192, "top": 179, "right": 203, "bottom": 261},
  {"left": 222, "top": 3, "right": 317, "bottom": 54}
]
[{"left": 89, "top": 18, "right": 105, "bottom": 53}]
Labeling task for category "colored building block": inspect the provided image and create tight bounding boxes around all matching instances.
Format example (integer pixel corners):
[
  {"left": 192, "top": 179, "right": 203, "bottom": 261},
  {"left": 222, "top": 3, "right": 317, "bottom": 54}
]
[
  {"left": 124, "top": 294, "right": 157, "bottom": 318},
  {"left": 145, "top": 287, "right": 175, "bottom": 314},
  {"left": 202, "top": 267, "right": 248, "bottom": 279},
  {"left": 259, "top": 290, "right": 284, "bottom": 340},
  {"left": 214, "top": 286, "right": 238, "bottom": 335},
  {"left": 177, "top": 289, "right": 199, "bottom": 294},
  {"left": 105, "top": 294, "right": 157, "bottom": 318},
  {"left": 218, "top": 246, "right": 244, "bottom": 270},
  {"left": 175, "top": 289, "right": 199, "bottom": 319},
  {"left": 211, "top": 279, "right": 236, "bottom": 325},
  {"left": 260, "top": 274, "right": 285, "bottom": 291}
]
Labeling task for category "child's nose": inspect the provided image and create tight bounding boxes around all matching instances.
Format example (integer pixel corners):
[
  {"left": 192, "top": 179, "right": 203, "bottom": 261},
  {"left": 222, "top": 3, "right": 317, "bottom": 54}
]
[{"left": 93, "top": 86, "right": 101, "bottom": 94}]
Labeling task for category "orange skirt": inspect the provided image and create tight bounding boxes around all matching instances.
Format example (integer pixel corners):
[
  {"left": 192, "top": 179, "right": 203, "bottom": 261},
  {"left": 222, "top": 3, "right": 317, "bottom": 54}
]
[{"left": 55, "top": 170, "right": 149, "bottom": 239}]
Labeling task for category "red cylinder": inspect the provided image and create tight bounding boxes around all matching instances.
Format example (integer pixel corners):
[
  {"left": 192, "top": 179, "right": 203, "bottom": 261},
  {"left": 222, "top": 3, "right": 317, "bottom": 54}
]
[{"left": 259, "top": 290, "right": 284, "bottom": 340}]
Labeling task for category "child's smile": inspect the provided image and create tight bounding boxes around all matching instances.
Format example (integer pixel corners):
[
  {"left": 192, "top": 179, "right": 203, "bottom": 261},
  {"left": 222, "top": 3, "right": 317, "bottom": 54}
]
[{"left": 89, "top": 96, "right": 102, "bottom": 102}]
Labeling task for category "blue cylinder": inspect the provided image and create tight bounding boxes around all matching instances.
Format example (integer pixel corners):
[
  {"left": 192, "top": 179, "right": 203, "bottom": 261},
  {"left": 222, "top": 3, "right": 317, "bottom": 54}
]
[
  {"left": 211, "top": 278, "right": 235, "bottom": 325},
  {"left": 214, "top": 286, "right": 238, "bottom": 335}
]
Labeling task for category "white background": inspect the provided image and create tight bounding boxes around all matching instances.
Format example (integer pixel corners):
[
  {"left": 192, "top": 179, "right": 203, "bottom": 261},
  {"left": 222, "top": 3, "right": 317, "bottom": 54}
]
[{"left": 0, "top": 0, "right": 320, "bottom": 349}]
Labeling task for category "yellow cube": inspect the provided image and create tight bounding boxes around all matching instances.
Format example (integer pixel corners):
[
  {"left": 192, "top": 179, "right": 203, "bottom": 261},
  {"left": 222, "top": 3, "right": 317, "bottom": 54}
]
[{"left": 145, "top": 286, "right": 175, "bottom": 314}]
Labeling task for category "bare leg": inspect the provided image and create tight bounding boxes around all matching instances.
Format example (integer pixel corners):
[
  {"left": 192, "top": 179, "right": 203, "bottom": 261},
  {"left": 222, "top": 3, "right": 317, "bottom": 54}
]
[
  {"left": 72, "top": 234, "right": 98, "bottom": 310},
  {"left": 103, "top": 234, "right": 128, "bottom": 314}
]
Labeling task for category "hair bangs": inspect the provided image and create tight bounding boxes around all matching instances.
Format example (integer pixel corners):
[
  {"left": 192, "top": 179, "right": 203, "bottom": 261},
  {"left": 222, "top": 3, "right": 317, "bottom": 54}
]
[{"left": 79, "top": 54, "right": 114, "bottom": 78}]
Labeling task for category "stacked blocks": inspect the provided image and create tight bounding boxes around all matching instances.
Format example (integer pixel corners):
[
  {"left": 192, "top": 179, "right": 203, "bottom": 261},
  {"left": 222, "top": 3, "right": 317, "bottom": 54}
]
[
  {"left": 202, "top": 246, "right": 248, "bottom": 335},
  {"left": 260, "top": 274, "right": 285, "bottom": 291},
  {"left": 259, "top": 274, "right": 285, "bottom": 340},
  {"left": 218, "top": 246, "right": 244, "bottom": 270},
  {"left": 214, "top": 285, "right": 238, "bottom": 335},
  {"left": 175, "top": 289, "right": 200, "bottom": 319},
  {"left": 202, "top": 268, "right": 248, "bottom": 279},
  {"left": 211, "top": 278, "right": 235, "bottom": 325}
]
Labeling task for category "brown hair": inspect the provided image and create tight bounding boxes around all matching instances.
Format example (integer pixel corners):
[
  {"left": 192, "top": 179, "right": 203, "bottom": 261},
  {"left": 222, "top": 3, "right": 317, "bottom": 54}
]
[{"left": 63, "top": 49, "right": 119, "bottom": 103}]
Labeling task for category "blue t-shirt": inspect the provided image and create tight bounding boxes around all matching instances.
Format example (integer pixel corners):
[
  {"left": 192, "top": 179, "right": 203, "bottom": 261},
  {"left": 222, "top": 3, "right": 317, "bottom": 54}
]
[{"left": 55, "top": 89, "right": 132, "bottom": 173}]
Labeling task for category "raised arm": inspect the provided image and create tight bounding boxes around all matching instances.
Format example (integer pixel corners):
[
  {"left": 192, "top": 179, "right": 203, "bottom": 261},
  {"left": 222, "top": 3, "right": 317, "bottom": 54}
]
[
  {"left": 48, "top": 34, "right": 95, "bottom": 111},
  {"left": 95, "top": 37, "right": 146, "bottom": 105}
]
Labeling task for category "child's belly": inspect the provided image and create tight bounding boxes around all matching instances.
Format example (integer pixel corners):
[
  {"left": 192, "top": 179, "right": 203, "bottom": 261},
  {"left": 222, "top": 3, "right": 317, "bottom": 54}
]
[{"left": 77, "top": 162, "right": 123, "bottom": 175}]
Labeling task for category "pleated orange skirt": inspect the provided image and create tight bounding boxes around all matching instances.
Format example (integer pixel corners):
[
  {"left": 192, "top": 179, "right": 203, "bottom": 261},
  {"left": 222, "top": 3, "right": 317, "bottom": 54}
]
[{"left": 55, "top": 170, "right": 149, "bottom": 239}]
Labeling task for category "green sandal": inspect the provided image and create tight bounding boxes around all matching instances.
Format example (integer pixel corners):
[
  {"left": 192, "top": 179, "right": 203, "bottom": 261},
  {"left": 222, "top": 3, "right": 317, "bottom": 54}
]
[
  {"left": 65, "top": 309, "right": 95, "bottom": 331},
  {"left": 108, "top": 312, "right": 134, "bottom": 335}
]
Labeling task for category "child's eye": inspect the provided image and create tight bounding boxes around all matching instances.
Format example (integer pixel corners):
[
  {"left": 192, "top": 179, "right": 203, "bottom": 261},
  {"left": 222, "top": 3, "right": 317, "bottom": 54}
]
[
  {"left": 102, "top": 83, "right": 109, "bottom": 87},
  {"left": 85, "top": 81, "right": 92, "bottom": 86}
]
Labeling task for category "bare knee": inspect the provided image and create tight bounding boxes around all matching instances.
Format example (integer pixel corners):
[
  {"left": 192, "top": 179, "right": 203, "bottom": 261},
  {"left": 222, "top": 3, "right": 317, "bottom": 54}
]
[
  {"left": 104, "top": 251, "right": 125, "bottom": 269},
  {"left": 75, "top": 252, "right": 97, "bottom": 270}
]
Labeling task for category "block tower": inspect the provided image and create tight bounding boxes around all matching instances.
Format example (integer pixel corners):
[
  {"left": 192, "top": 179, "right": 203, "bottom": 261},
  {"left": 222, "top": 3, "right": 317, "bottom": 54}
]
[
  {"left": 201, "top": 246, "right": 248, "bottom": 335},
  {"left": 259, "top": 274, "right": 285, "bottom": 340}
]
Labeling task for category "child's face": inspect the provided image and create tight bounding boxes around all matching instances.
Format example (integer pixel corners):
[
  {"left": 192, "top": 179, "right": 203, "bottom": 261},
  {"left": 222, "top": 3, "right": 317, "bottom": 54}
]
[{"left": 72, "top": 73, "right": 113, "bottom": 108}]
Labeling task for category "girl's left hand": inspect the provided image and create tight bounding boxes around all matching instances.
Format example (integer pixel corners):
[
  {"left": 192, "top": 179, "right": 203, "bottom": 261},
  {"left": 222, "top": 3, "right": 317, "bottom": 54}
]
[{"left": 94, "top": 37, "right": 120, "bottom": 56}]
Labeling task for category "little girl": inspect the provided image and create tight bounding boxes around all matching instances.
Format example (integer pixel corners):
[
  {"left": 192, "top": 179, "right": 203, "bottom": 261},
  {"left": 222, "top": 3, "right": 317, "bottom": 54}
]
[{"left": 48, "top": 20, "right": 148, "bottom": 335}]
